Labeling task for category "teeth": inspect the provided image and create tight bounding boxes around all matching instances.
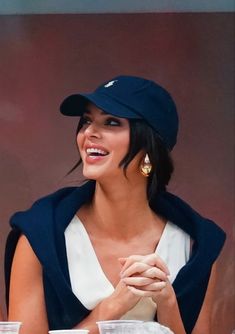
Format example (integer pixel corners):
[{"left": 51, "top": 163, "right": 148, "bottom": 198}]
[{"left": 86, "top": 148, "right": 108, "bottom": 155}]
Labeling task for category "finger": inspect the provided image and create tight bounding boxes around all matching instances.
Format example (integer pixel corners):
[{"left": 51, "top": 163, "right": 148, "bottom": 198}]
[
  {"left": 127, "top": 286, "right": 151, "bottom": 297},
  {"left": 122, "top": 276, "right": 155, "bottom": 287},
  {"left": 142, "top": 254, "right": 170, "bottom": 275},
  {"left": 119, "top": 255, "right": 144, "bottom": 274},
  {"left": 120, "top": 262, "right": 151, "bottom": 278},
  {"left": 127, "top": 285, "right": 165, "bottom": 298},
  {"left": 136, "top": 281, "right": 167, "bottom": 291},
  {"left": 119, "top": 254, "right": 170, "bottom": 275},
  {"left": 142, "top": 266, "right": 167, "bottom": 281}
]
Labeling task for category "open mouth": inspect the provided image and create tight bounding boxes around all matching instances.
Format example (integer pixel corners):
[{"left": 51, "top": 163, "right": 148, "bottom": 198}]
[{"left": 86, "top": 148, "right": 109, "bottom": 157}]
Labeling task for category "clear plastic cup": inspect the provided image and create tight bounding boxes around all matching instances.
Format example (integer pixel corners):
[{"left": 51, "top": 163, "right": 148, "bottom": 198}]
[
  {"left": 0, "top": 322, "right": 22, "bottom": 334},
  {"left": 48, "top": 330, "right": 89, "bottom": 334},
  {"left": 141, "top": 322, "right": 174, "bottom": 334},
  {"left": 96, "top": 320, "right": 143, "bottom": 334}
]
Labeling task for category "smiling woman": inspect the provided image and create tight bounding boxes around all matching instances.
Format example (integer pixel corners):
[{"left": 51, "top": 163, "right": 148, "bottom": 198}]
[
  {"left": 5, "top": 75, "right": 226, "bottom": 334},
  {"left": 77, "top": 105, "right": 131, "bottom": 181}
]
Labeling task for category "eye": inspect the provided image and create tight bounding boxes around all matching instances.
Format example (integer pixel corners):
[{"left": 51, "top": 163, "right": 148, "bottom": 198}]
[
  {"left": 105, "top": 117, "right": 121, "bottom": 126},
  {"left": 80, "top": 115, "right": 91, "bottom": 126}
]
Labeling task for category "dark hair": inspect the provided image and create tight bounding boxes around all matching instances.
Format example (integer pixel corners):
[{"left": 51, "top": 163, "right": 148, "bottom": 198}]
[
  {"left": 68, "top": 118, "right": 174, "bottom": 202},
  {"left": 120, "top": 119, "right": 174, "bottom": 202}
]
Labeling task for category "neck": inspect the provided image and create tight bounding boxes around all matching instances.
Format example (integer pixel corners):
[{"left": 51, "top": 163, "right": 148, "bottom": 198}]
[{"left": 86, "top": 177, "right": 157, "bottom": 238}]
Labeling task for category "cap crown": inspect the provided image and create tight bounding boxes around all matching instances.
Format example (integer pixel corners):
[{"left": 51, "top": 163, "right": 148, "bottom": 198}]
[{"left": 95, "top": 75, "right": 179, "bottom": 150}]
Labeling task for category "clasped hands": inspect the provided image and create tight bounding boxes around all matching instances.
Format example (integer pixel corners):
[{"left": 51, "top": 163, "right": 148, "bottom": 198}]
[{"left": 119, "top": 253, "right": 170, "bottom": 303}]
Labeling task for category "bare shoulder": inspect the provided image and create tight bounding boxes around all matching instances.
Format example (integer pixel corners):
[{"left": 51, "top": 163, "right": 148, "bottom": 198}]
[
  {"left": 15, "top": 234, "right": 33, "bottom": 253},
  {"left": 9, "top": 235, "right": 48, "bottom": 332},
  {"left": 12, "top": 235, "right": 41, "bottom": 273},
  {"left": 9, "top": 234, "right": 43, "bottom": 300}
]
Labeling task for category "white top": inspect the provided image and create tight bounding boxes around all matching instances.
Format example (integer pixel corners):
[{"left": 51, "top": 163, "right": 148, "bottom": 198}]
[{"left": 65, "top": 216, "right": 190, "bottom": 320}]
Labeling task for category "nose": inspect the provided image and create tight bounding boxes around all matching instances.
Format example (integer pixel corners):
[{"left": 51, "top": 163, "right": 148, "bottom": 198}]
[{"left": 83, "top": 122, "right": 101, "bottom": 139}]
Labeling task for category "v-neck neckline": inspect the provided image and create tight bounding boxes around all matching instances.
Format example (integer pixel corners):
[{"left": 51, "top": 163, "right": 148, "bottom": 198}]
[{"left": 74, "top": 215, "right": 169, "bottom": 290}]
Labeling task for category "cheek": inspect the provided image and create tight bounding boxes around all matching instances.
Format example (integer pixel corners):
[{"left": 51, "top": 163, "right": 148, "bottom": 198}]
[
  {"left": 119, "top": 133, "right": 131, "bottom": 155},
  {"left": 76, "top": 132, "right": 84, "bottom": 152},
  {"left": 129, "top": 152, "right": 143, "bottom": 170}
]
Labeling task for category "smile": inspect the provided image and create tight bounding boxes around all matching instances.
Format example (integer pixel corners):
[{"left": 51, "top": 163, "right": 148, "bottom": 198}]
[{"left": 86, "top": 147, "right": 109, "bottom": 157}]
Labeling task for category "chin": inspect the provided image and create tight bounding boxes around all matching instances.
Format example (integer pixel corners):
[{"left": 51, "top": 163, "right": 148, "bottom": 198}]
[
  {"left": 82, "top": 167, "right": 103, "bottom": 181},
  {"left": 82, "top": 161, "right": 126, "bottom": 181},
  {"left": 82, "top": 169, "right": 119, "bottom": 182}
]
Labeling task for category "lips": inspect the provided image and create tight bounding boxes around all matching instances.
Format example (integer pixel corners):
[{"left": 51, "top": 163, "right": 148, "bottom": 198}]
[
  {"left": 83, "top": 145, "right": 110, "bottom": 164},
  {"left": 86, "top": 147, "right": 109, "bottom": 157}
]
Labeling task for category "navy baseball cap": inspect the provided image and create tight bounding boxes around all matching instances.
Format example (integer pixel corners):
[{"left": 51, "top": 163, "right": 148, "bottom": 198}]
[{"left": 60, "top": 75, "right": 179, "bottom": 150}]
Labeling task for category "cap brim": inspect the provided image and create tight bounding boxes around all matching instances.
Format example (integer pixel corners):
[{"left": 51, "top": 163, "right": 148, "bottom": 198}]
[{"left": 60, "top": 92, "right": 141, "bottom": 119}]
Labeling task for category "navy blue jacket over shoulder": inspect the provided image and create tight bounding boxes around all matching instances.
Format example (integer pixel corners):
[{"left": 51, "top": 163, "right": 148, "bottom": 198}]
[{"left": 5, "top": 181, "right": 226, "bottom": 333}]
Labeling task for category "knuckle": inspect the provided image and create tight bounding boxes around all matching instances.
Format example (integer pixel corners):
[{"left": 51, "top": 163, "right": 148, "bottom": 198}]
[
  {"left": 132, "top": 262, "right": 139, "bottom": 270},
  {"left": 149, "top": 267, "right": 157, "bottom": 275}
]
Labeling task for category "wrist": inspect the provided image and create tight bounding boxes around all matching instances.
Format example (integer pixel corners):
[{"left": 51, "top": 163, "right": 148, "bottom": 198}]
[
  {"left": 98, "top": 296, "right": 124, "bottom": 320},
  {"left": 157, "top": 293, "right": 177, "bottom": 309},
  {"left": 153, "top": 283, "right": 177, "bottom": 308}
]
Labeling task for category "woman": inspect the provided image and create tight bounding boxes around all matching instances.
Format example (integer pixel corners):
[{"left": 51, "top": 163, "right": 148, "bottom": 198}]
[{"left": 5, "top": 75, "right": 225, "bottom": 334}]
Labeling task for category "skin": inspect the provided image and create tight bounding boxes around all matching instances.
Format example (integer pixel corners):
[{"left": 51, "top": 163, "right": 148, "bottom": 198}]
[{"left": 8, "top": 104, "right": 216, "bottom": 334}]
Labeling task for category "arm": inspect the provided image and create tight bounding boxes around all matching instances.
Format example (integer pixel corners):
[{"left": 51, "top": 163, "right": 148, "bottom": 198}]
[
  {"left": 120, "top": 254, "right": 186, "bottom": 334},
  {"left": 9, "top": 236, "right": 141, "bottom": 334},
  {"left": 156, "top": 261, "right": 217, "bottom": 334},
  {"left": 8, "top": 235, "right": 49, "bottom": 334},
  {"left": 121, "top": 254, "right": 217, "bottom": 334},
  {"left": 75, "top": 280, "right": 141, "bottom": 333}
]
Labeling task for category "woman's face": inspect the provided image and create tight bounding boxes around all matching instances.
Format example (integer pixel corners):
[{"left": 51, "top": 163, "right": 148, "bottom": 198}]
[{"left": 77, "top": 103, "right": 138, "bottom": 181}]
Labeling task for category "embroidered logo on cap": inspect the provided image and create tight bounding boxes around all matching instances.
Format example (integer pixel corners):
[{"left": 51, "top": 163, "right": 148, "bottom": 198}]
[{"left": 104, "top": 80, "right": 118, "bottom": 88}]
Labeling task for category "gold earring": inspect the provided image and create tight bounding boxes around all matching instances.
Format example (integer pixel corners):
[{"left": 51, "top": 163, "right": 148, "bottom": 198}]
[{"left": 140, "top": 154, "right": 152, "bottom": 177}]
